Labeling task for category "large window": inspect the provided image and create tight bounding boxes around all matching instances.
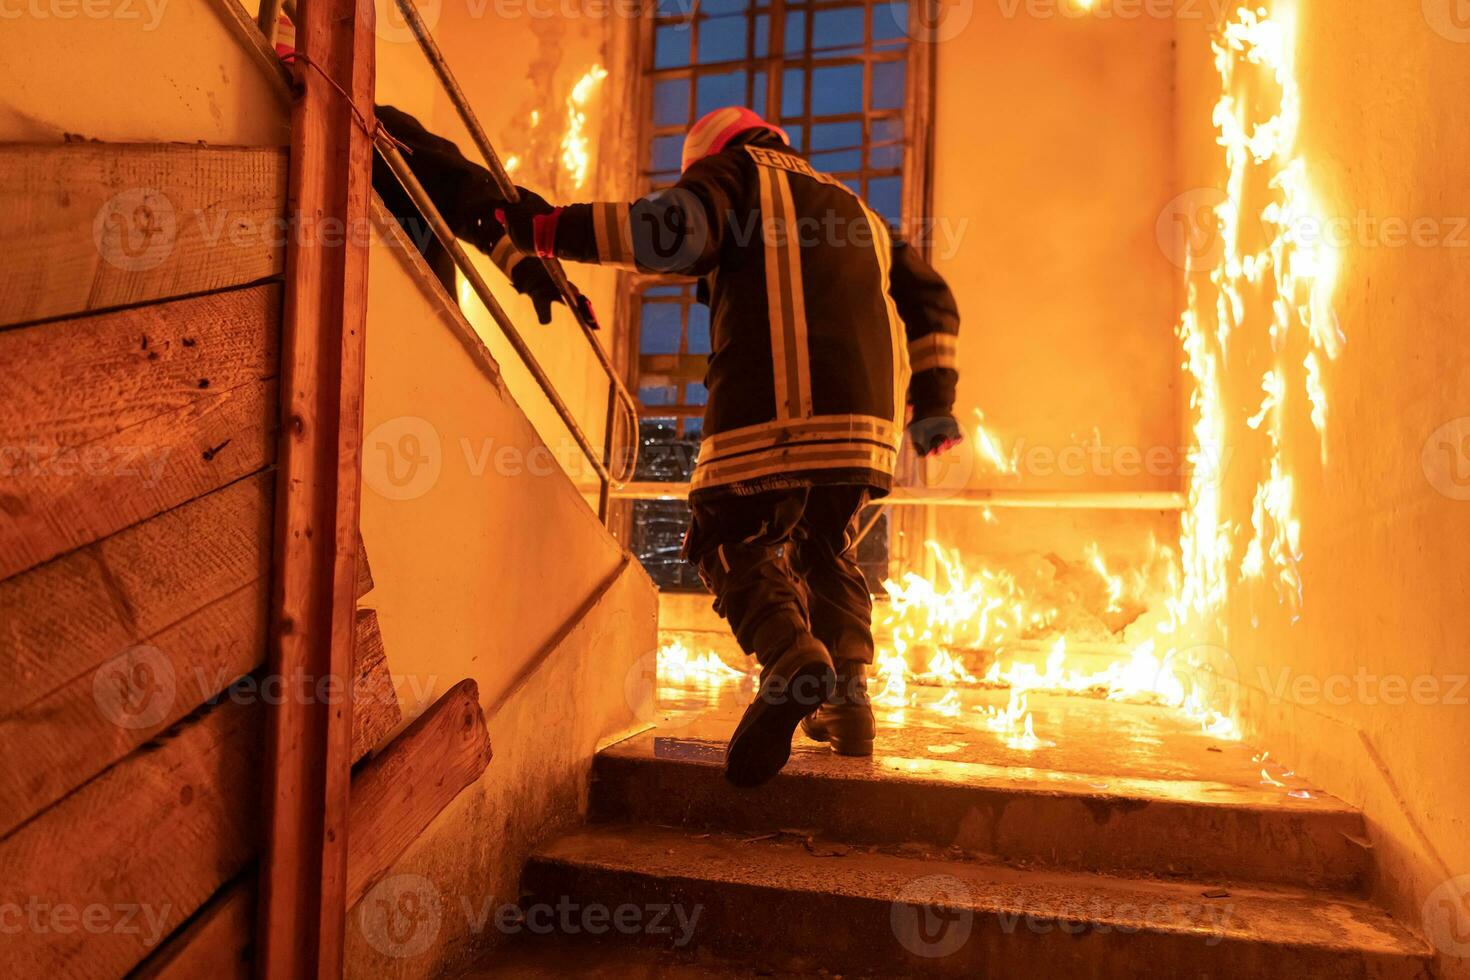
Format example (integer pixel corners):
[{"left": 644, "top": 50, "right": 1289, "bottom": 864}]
[{"left": 627, "top": 0, "right": 930, "bottom": 591}]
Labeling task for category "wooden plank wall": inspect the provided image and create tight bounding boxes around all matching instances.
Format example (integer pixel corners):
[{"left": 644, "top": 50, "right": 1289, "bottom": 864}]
[
  {"left": 0, "top": 144, "right": 287, "bottom": 328},
  {"left": 132, "top": 680, "right": 492, "bottom": 980},
  {"left": 0, "top": 140, "right": 364, "bottom": 978},
  {"left": 0, "top": 125, "right": 490, "bottom": 980}
]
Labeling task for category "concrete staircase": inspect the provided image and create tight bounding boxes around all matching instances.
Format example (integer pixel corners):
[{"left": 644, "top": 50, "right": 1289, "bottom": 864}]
[{"left": 467, "top": 688, "right": 1434, "bottom": 979}]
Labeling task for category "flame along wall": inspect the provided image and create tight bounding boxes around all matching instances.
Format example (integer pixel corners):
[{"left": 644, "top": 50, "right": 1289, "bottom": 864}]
[{"left": 1174, "top": 0, "right": 1470, "bottom": 959}]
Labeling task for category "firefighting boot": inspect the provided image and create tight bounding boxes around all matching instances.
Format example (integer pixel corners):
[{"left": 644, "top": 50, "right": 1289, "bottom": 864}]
[
  {"left": 724, "top": 633, "right": 835, "bottom": 788},
  {"left": 800, "top": 661, "right": 875, "bottom": 756}
]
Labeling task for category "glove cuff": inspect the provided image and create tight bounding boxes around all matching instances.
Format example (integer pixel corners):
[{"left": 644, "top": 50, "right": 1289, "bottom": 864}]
[{"left": 531, "top": 208, "right": 563, "bottom": 258}]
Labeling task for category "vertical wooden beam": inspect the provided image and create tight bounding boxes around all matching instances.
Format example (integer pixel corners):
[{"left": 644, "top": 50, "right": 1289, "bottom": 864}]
[{"left": 257, "top": 0, "right": 374, "bottom": 976}]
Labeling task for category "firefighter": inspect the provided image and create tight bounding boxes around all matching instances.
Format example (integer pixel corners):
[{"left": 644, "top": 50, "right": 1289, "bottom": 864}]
[
  {"left": 499, "top": 106, "right": 961, "bottom": 787},
  {"left": 372, "top": 104, "right": 596, "bottom": 325}
]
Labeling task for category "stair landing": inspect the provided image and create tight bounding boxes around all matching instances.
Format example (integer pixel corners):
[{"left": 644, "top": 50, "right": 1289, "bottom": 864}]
[
  {"left": 467, "top": 682, "right": 1433, "bottom": 978},
  {"left": 599, "top": 681, "right": 1369, "bottom": 889}
]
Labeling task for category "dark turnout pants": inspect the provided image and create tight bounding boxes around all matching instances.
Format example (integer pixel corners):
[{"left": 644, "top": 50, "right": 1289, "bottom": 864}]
[{"left": 684, "top": 484, "right": 875, "bottom": 668}]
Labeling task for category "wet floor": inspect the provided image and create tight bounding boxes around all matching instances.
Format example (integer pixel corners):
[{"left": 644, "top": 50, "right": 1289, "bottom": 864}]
[{"left": 635, "top": 672, "right": 1332, "bottom": 811}]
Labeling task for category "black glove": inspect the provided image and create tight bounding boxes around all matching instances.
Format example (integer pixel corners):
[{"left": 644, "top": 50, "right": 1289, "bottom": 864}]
[
  {"left": 495, "top": 185, "right": 556, "bottom": 256},
  {"left": 509, "top": 258, "right": 599, "bottom": 328},
  {"left": 907, "top": 411, "right": 963, "bottom": 458}
]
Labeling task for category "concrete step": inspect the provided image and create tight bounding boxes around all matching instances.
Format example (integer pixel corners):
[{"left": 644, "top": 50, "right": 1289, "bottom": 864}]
[
  {"left": 462, "top": 936, "right": 819, "bottom": 978},
  {"left": 521, "top": 823, "right": 1433, "bottom": 980},
  {"left": 594, "top": 689, "right": 1371, "bottom": 891}
]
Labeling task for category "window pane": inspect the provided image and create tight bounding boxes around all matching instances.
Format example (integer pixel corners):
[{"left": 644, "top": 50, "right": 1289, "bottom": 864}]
[
  {"left": 702, "top": 0, "right": 747, "bottom": 13},
  {"left": 811, "top": 120, "right": 862, "bottom": 151},
  {"left": 873, "top": 1, "right": 908, "bottom": 42},
  {"left": 687, "top": 304, "right": 711, "bottom": 353},
  {"left": 868, "top": 175, "right": 903, "bottom": 224},
  {"left": 654, "top": 23, "right": 691, "bottom": 69},
  {"left": 812, "top": 149, "right": 861, "bottom": 172},
  {"left": 752, "top": 72, "right": 768, "bottom": 114},
  {"left": 872, "top": 115, "right": 903, "bottom": 144},
  {"left": 640, "top": 303, "right": 683, "bottom": 353},
  {"left": 781, "top": 67, "right": 805, "bottom": 118},
  {"left": 785, "top": 124, "right": 806, "bottom": 152},
  {"left": 630, "top": 500, "right": 701, "bottom": 590},
  {"left": 653, "top": 78, "right": 690, "bottom": 127},
  {"left": 697, "top": 69, "right": 748, "bottom": 116},
  {"left": 873, "top": 59, "right": 906, "bottom": 110},
  {"left": 812, "top": 7, "right": 864, "bottom": 51},
  {"left": 652, "top": 134, "right": 684, "bottom": 172},
  {"left": 754, "top": 13, "right": 770, "bottom": 56},
  {"left": 698, "top": 14, "right": 747, "bottom": 63},
  {"left": 811, "top": 64, "right": 863, "bottom": 115},
  {"left": 686, "top": 382, "right": 710, "bottom": 405},
  {"left": 639, "top": 385, "right": 679, "bottom": 406},
  {"left": 869, "top": 140, "right": 903, "bottom": 169},
  {"left": 783, "top": 10, "right": 805, "bottom": 53},
  {"left": 871, "top": 116, "right": 904, "bottom": 168}
]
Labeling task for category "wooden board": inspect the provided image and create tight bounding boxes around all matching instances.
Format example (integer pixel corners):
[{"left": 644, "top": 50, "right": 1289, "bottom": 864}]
[
  {"left": 0, "top": 471, "right": 271, "bottom": 720},
  {"left": 352, "top": 608, "right": 401, "bottom": 763},
  {"left": 132, "top": 876, "right": 255, "bottom": 980},
  {"left": 0, "top": 284, "right": 282, "bottom": 581},
  {"left": 133, "top": 679, "right": 490, "bottom": 977},
  {"left": 258, "top": 0, "right": 375, "bottom": 973},
  {"left": 346, "top": 678, "right": 492, "bottom": 905},
  {"left": 0, "top": 698, "right": 262, "bottom": 979},
  {"left": 0, "top": 577, "right": 269, "bottom": 840},
  {"left": 0, "top": 475, "right": 386, "bottom": 840},
  {"left": 355, "top": 533, "right": 375, "bottom": 596},
  {"left": 0, "top": 144, "right": 287, "bottom": 329},
  {"left": 0, "top": 657, "right": 404, "bottom": 978}
]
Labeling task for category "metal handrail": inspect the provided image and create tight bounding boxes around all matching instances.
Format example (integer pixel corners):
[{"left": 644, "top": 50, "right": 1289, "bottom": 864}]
[
  {"left": 376, "top": 139, "right": 619, "bottom": 494},
  {"left": 389, "top": 0, "right": 641, "bottom": 506},
  {"left": 264, "top": 0, "right": 640, "bottom": 521},
  {"left": 613, "top": 482, "right": 1189, "bottom": 511}
]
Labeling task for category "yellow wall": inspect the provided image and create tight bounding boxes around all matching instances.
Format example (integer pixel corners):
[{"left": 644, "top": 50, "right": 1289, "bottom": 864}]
[
  {"left": 0, "top": 0, "right": 289, "bottom": 144},
  {"left": 1175, "top": 1, "right": 1470, "bottom": 968},
  {"left": 930, "top": 4, "right": 1181, "bottom": 496},
  {"left": 359, "top": 213, "right": 653, "bottom": 719},
  {"left": 924, "top": 4, "right": 1183, "bottom": 582},
  {"left": 353, "top": 212, "right": 659, "bottom": 975}
]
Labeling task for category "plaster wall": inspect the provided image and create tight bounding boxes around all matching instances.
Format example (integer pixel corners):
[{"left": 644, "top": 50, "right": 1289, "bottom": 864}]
[
  {"left": 924, "top": 2, "right": 1184, "bottom": 586},
  {"left": 350, "top": 218, "right": 658, "bottom": 974},
  {"left": 359, "top": 216, "right": 655, "bottom": 723},
  {"left": 0, "top": 0, "right": 289, "bottom": 144}
]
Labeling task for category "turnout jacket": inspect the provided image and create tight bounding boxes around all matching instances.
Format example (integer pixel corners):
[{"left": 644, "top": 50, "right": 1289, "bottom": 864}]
[{"left": 540, "top": 136, "right": 960, "bottom": 499}]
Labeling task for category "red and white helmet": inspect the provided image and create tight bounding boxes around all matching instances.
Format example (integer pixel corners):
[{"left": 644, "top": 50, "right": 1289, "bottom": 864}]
[{"left": 681, "top": 106, "right": 790, "bottom": 172}]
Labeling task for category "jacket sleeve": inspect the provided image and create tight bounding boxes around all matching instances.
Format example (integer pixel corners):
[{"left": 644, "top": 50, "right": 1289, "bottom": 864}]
[
  {"left": 374, "top": 105, "right": 533, "bottom": 281},
  {"left": 889, "top": 235, "right": 960, "bottom": 417},
  {"left": 537, "top": 152, "right": 750, "bottom": 278}
]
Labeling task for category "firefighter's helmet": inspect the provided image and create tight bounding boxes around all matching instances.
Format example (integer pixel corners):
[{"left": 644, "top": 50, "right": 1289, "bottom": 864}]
[{"left": 681, "top": 106, "right": 790, "bottom": 172}]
